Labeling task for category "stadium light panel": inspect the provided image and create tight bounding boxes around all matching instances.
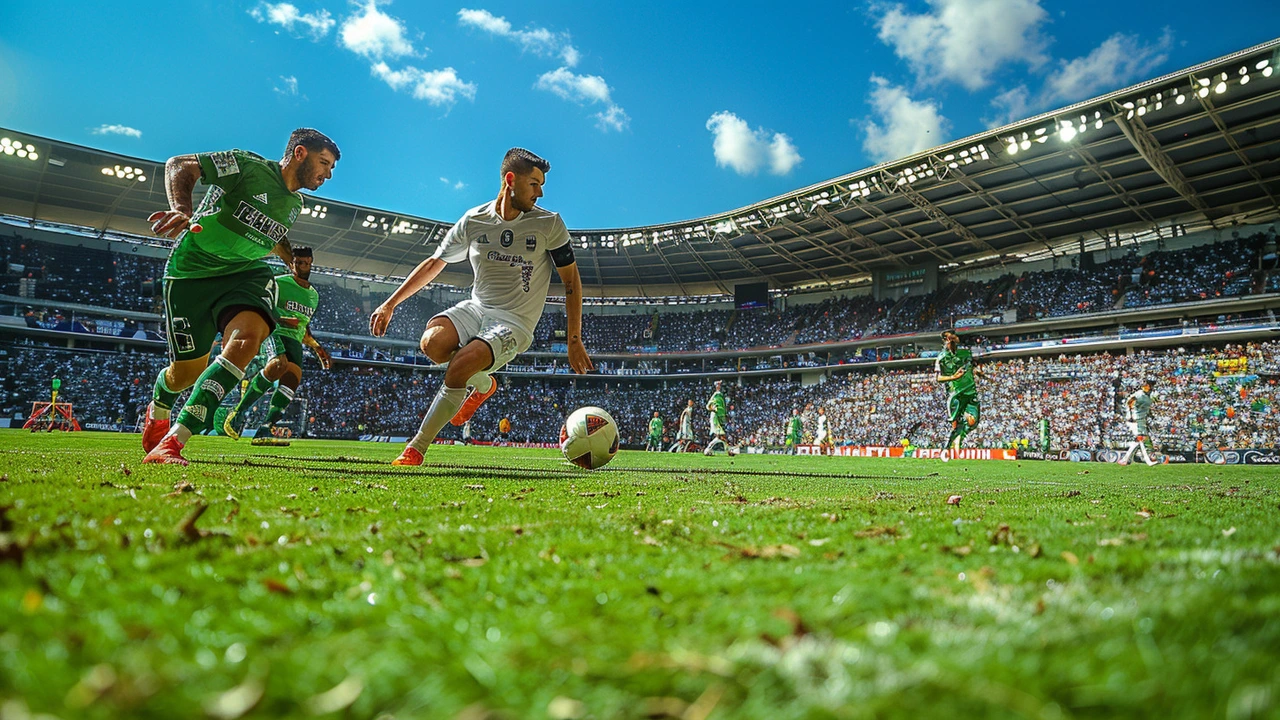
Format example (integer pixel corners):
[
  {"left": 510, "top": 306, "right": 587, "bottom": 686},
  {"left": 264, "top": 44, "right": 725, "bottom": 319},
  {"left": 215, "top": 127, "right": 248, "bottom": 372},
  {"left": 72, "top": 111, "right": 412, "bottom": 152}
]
[
  {"left": 1198, "top": 87, "right": 1210, "bottom": 98},
  {"left": 1264, "top": 67, "right": 1274, "bottom": 78},
  {"left": 1059, "top": 125, "right": 1077, "bottom": 142},
  {"left": 1215, "top": 81, "right": 1227, "bottom": 94},
  {"left": 1006, "top": 141, "right": 1018, "bottom": 155},
  {"left": 1241, "top": 74, "right": 1250, "bottom": 85},
  {"left": 1257, "top": 59, "right": 1270, "bottom": 70},
  {"left": 1020, "top": 140, "right": 1031, "bottom": 151},
  {"left": 1176, "top": 94, "right": 1185, "bottom": 104}
]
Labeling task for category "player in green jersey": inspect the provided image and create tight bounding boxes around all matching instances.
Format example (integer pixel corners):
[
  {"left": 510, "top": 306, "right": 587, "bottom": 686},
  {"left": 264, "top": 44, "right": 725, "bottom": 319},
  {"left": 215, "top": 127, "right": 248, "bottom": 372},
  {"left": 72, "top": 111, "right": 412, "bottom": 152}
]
[
  {"left": 143, "top": 129, "right": 339, "bottom": 465},
  {"left": 934, "top": 329, "right": 982, "bottom": 461},
  {"left": 703, "top": 379, "right": 737, "bottom": 456},
  {"left": 785, "top": 409, "right": 803, "bottom": 454},
  {"left": 646, "top": 411, "right": 664, "bottom": 452},
  {"left": 222, "top": 247, "right": 331, "bottom": 444}
]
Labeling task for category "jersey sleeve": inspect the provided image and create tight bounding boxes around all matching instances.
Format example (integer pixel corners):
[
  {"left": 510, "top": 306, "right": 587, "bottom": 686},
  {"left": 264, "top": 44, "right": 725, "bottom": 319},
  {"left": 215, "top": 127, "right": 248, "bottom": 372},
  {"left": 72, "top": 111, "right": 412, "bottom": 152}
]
[
  {"left": 196, "top": 150, "right": 248, "bottom": 191},
  {"left": 933, "top": 355, "right": 943, "bottom": 375},
  {"left": 431, "top": 217, "right": 471, "bottom": 264},
  {"left": 545, "top": 214, "right": 571, "bottom": 252}
]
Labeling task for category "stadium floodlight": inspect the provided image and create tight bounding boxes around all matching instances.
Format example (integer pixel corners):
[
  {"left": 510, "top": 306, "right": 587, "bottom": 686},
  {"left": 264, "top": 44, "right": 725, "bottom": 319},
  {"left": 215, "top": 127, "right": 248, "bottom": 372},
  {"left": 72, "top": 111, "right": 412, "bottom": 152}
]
[
  {"left": 1059, "top": 123, "right": 1077, "bottom": 142},
  {"left": 1215, "top": 81, "right": 1227, "bottom": 94}
]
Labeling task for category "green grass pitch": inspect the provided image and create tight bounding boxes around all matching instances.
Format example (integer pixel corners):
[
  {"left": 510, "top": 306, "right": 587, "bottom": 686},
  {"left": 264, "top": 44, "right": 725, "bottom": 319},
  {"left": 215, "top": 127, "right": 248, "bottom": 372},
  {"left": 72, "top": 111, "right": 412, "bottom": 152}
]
[{"left": 1, "top": 430, "right": 1278, "bottom": 719}]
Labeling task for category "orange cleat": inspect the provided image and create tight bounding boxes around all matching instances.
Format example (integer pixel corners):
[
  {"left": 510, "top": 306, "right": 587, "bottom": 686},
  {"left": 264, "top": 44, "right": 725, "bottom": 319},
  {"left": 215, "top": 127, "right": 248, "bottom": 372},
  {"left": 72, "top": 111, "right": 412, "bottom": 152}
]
[
  {"left": 392, "top": 446, "right": 423, "bottom": 466},
  {"left": 142, "top": 434, "right": 189, "bottom": 466},
  {"left": 142, "top": 403, "right": 170, "bottom": 453},
  {"left": 451, "top": 383, "right": 498, "bottom": 426}
]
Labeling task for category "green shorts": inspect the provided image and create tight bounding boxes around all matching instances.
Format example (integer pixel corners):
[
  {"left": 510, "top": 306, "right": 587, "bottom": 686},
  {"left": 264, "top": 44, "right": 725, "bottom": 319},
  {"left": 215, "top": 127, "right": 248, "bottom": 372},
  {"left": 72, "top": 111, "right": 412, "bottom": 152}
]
[
  {"left": 163, "top": 265, "right": 278, "bottom": 363},
  {"left": 949, "top": 392, "right": 981, "bottom": 426},
  {"left": 260, "top": 332, "right": 304, "bottom": 367}
]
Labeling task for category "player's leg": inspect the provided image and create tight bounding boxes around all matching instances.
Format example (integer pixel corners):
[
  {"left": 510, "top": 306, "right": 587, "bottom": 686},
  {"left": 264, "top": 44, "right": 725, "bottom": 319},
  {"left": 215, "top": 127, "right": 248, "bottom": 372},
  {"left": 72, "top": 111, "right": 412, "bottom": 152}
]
[
  {"left": 452, "top": 317, "right": 526, "bottom": 426},
  {"left": 400, "top": 337, "right": 492, "bottom": 463},
  {"left": 225, "top": 347, "right": 286, "bottom": 439},
  {"left": 146, "top": 278, "right": 221, "bottom": 451},
  {"left": 256, "top": 360, "right": 302, "bottom": 439},
  {"left": 147, "top": 269, "right": 278, "bottom": 463}
]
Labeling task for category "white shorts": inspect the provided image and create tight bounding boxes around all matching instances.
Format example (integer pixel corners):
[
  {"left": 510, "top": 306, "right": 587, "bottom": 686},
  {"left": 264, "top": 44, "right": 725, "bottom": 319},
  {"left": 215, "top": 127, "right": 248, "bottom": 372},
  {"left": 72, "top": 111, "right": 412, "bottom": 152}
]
[
  {"left": 435, "top": 299, "right": 532, "bottom": 372},
  {"left": 815, "top": 430, "right": 828, "bottom": 445},
  {"left": 678, "top": 425, "right": 693, "bottom": 440},
  {"left": 1127, "top": 419, "right": 1149, "bottom": 438},
  {"left": 709, "top": 413, "right": 726, "bottom": 436}
]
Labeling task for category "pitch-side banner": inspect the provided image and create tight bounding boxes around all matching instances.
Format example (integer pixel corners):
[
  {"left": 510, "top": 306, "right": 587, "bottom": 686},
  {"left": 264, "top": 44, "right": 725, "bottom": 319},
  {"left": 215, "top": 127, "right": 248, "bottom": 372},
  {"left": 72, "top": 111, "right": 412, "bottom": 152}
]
[{"left": 797, "top": 445, "right": 1018, "bottom": 460}]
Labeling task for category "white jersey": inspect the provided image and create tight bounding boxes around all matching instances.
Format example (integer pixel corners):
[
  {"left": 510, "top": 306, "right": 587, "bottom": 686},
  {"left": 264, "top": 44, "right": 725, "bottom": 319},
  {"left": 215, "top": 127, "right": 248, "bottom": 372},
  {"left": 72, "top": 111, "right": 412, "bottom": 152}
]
[
  {"left": 679, "top": 407, "right": 693, "bottom": 437},
  {"left": 817, "top": 415, "right": 827, "bottom": 435},
  {"left": 432, "top": 200, "right": 571, "bottom": 335},
  {"left": 1127, "top": 389, "right": 1152, "bottom": 422}
]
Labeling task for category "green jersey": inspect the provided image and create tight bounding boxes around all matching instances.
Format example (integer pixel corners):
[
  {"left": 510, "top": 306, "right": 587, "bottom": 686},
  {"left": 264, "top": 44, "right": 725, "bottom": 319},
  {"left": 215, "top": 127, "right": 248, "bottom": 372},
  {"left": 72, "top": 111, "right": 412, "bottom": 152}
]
[
  {"left": 273, "top": 274, "right": 320, "bottom": 342},
  {"left": 165, "top": 149, "right": 302, "bottom": 279},
  {"left": 709, "top": 391, "right": 727, "bottom": 418},
  {"left": 787, "top": 416, "right": 803, "bottom": 439},
  {"left": 648, "top": 417, "right": 663, "bottom": 438},
  {"left": 934, "top": 348, "right": 977, "bottom": 397}
]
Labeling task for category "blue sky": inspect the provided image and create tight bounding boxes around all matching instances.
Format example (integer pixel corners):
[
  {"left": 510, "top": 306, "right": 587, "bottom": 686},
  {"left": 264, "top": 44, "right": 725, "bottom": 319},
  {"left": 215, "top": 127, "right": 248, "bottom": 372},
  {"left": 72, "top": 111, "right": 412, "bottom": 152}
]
[{"left": 0, "top": 1, "right": 1276, "bottom": 228}]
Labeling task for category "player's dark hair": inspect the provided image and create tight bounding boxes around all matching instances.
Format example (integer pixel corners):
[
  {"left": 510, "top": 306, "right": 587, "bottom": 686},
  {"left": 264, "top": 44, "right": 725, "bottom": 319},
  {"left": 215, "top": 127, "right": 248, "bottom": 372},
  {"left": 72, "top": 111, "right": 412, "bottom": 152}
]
[
  {"left": 286, "top": 128, "right": 341, "bottom": 162},
  {"left": 293, "top": 246, "right": 313, "bottom": 258},
  {"left": 501, "top": 147, "right": 550, "bottom": 177}
]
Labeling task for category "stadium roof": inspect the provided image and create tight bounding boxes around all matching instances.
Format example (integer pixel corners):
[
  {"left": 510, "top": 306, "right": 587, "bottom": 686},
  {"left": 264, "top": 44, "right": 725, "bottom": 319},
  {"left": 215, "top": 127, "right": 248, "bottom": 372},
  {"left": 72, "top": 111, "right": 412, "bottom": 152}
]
[{"left": 1, "top": 38, "right": 1278, "bottom": 297}]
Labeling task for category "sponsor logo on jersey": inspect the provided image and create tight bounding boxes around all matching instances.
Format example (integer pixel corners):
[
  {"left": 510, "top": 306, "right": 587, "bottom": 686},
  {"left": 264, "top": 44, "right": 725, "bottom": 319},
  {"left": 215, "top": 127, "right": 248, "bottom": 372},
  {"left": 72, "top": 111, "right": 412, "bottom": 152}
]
[
  {"left": 525, "top": 234, "right": 537, "bottom": 251},
  {"left": 500, "top": 229, "right": 514, "bottom": 247},
  {"left": 232, "top": 201, "right": 290, "bottom": 243},
  {"left": 209, "top": 151, "right": 240, "bottom": 178},
  {"left": 187, "top": 405, "right": 208, "bottom": 422},
  {"left": 253, "top": 192, "right": 269, "bottom": 204},
  {"left": 477, "top": 233, "right": 489, "bottom": 244},
  {"left": 285, "top": 300, "right": 315, "bottom": 318}
]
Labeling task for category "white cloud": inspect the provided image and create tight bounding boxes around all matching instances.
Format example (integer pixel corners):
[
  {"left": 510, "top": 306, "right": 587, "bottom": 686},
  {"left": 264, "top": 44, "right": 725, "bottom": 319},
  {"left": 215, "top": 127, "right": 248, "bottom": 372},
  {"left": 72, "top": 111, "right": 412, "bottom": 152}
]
[
  {"left": 275, "top": 75, "right": 300, "bottom": 96},
  {"left": 875, "top": 0, "right": 1049, "bottom": 90},
  {"left": 983, "top": 84, "right": 1031, "bottom": 128},
  {"left": 1042, "top": 30, "right": 1173, "bottom": 104},
  {"left": 341, "top": 0, "right": 417, "bottom": 60},
  {"left": 92, "top": 124, "right": 142, "bottom": 138},
  {"left": 440, "top": 177, "right": 467, "bottom": 190},
  {"left": 860, "top": 76, "right": 950, "bottom": 163},
  {"left": 535, "top": 67, "right": 629, "bottom": 132},
  {"left": 457, "top": 8, "right": 579, "bottom": 67},
  {"left": 249, "top": 2, "right": 335, "bottom": 39},
  {"left": 372, "top": 62, "right": 476, "bottom": 107},
  {"left": 705, "top": 111, "right": 803, "bottom": 176}
]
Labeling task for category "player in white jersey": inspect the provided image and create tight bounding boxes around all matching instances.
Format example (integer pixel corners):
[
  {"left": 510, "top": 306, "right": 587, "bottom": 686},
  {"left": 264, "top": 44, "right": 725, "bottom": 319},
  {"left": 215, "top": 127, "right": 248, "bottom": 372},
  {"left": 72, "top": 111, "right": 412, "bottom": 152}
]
[
  {"left": 814, "top": 406, "right": 831, "bottom": 455},
  {"left": 369, "top": 148, "right": 593, "bottom": 465},
  {"left": 669, "top": 399, "right": 695, "bottom": 452},
  {"left": 1118, "top": 379, "right": 1162, "bottom": 466}
]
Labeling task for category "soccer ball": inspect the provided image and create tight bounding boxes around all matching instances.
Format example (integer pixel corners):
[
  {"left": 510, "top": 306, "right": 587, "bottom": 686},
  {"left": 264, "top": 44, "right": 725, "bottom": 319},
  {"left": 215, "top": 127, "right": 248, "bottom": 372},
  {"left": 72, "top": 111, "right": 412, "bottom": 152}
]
[{"left": 560, "top": 406, "right": 620, "bottom": 470}]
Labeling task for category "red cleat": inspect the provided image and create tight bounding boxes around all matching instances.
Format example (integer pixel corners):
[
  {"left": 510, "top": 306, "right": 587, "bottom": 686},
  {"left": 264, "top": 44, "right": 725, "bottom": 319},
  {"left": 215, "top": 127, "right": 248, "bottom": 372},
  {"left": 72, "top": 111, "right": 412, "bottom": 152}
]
[
  {"left": 392, "top": 446, "right": 423, "bottom": 466},
  {"left": 142, "top": 403, "right": 170, "bottom": 453},
  {"left": 142, "top": 434, "right": 189, "bottom": 466},
  {"left": 450, "top": 383, "right": 497, "bottom": 426}
]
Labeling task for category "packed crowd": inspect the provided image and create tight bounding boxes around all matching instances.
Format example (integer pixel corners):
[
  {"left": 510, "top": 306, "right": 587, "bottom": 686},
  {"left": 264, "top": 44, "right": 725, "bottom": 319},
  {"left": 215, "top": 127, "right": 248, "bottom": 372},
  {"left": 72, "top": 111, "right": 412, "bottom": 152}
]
[
  {"left": 7, "top": 339, "right": 1277, "bottom": 452},
  {"left": 5, "top": 229, "right": 1276, "bottom": 356}
]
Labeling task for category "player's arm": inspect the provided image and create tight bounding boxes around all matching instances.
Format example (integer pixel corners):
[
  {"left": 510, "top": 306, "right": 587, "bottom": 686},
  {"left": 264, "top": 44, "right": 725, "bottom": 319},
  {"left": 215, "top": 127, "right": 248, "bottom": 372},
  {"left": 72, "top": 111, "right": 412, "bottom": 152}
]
[
  {"left": 149, "top": 155, "right": 202, "bottom": 238},
  {"left": 553, "top": 248, "right": 593, "bottom": 374},
  {"left": 303, "top": 327, "right": 331, "bottom": 370},
  {"left": 368, "top": 256, "right": 447, "bottom": 337},
  {"left": 272, "top": 238, "right": 295, "bottom": 268}
]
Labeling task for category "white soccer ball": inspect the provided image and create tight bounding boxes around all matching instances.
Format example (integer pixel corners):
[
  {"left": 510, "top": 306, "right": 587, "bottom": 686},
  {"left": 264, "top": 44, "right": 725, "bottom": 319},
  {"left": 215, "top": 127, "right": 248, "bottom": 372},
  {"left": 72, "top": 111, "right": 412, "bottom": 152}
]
[{"left": 560, "top": 406, "right": 620, "bottom": 470}]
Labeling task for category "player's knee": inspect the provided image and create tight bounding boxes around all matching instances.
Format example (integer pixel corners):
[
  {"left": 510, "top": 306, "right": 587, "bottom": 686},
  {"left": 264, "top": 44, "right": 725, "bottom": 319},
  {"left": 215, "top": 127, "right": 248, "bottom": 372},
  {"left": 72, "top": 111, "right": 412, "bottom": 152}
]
[{"left": 263, "top": 356, "right": 287, "bottom": 378}]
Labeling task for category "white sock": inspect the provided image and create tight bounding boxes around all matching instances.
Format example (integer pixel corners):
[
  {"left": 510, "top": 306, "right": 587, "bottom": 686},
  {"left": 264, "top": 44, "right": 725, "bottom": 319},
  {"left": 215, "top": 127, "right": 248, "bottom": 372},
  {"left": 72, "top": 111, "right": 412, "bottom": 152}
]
[
  {"left": 163, "top": 422, "right": 193, "bottom": 446},
  {"left": 467, "top": 371, "right": 494, "bottom": 394},
  {"left": 409, "top": 385, "right": 468, "bottom": 453},
  {"left": 1121, "top": 442, "right": 1138, "bottom": 463}
]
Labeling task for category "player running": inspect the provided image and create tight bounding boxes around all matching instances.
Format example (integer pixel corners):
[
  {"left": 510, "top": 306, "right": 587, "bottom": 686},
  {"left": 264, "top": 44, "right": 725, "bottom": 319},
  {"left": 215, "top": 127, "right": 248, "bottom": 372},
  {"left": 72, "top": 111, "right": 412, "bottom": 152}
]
[
  {"left": 784, "top": 408, "right": 803, "bottom": 454},
  {"left": 669, "top": 399, "right": 695, "bottom": 452},
  {"left": 934, "top": 329, "right": 982, "bottom": 462},
  {"left": 646, "top": 411, "right": 664, "bottom": 452},
  {"left": 143, "top": 129, "right": 339, "bottom": 465},
  {"left": 222, "top": 247, "right": 332, "bottom": 444},
  {"left": 704, "top": 380, "right": 736, "bottom": 456},
  {"left": 815, "top": 406, "right": 832, "bottom": 455},
  {"left": 368, "top": 148, "right": 592, "bottom": 465},
  {"left": 1118, "top": 379, "right": 1163, "bottom": 466}
]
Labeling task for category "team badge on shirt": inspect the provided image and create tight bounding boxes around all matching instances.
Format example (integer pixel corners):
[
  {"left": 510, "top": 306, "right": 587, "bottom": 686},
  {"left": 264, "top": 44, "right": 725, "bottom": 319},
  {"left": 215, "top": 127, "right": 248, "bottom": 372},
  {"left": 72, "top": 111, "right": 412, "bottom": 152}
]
[
  {"left": 253, "top": 193, "right": 268, "bottom": 204},
  {"left": 525, "top": 235, "right": 537, "bottom": 251},
  {"left": 208, "top": 151, "right": 239, "bottom": 178},
  {"left": 500, "top": 229, "right": 514, "bottom": 247}
]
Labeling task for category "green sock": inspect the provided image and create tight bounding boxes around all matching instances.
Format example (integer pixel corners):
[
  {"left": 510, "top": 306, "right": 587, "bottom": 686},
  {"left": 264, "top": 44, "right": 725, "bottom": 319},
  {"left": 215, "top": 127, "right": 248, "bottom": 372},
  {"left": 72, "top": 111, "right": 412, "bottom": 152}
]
[
  {"left": 259, "top": 385, "right": 295, "bottom": 428},
  {"left": 234, "top": 372, "right": 276, "bottom": 414},
  {"left": 174, "top": 356, "right": 244, "bottom": 434},
  {"left": 152, "top": 368, "right": 181, "bottom": 420}
]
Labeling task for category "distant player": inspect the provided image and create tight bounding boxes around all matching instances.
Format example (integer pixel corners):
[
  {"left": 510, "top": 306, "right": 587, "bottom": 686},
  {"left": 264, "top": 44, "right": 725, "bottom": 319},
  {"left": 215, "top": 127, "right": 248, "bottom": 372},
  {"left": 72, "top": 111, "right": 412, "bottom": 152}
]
[
  {"left": 1118, "top": 379, "right": 1163, "bottom": 466},
  {"left": 143, "top": 129, "right": 339, "bottom": 465},
  {"left": 646, "top": 411, "right": 664, "bottom": 452},
  {"left": 669, "top": 399, "right": 694, "bottom": 452},
  {"left": 222, "top": 247, "right": 332, "bottom": 444},
  {"left": 784, "top": 408, "right": 803, "bottom": 454},
  {"left": 704, "top": 380, "right": 736, "bottom": 456},
  {"left": 368, "top": 148, "right": 593, "bottom": 465},
  {"left": 815, "top": 407, "right": 831, "bottom": 455},
  {"left": 934, "top": 329, "right": 981, "bottom": 462}
]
